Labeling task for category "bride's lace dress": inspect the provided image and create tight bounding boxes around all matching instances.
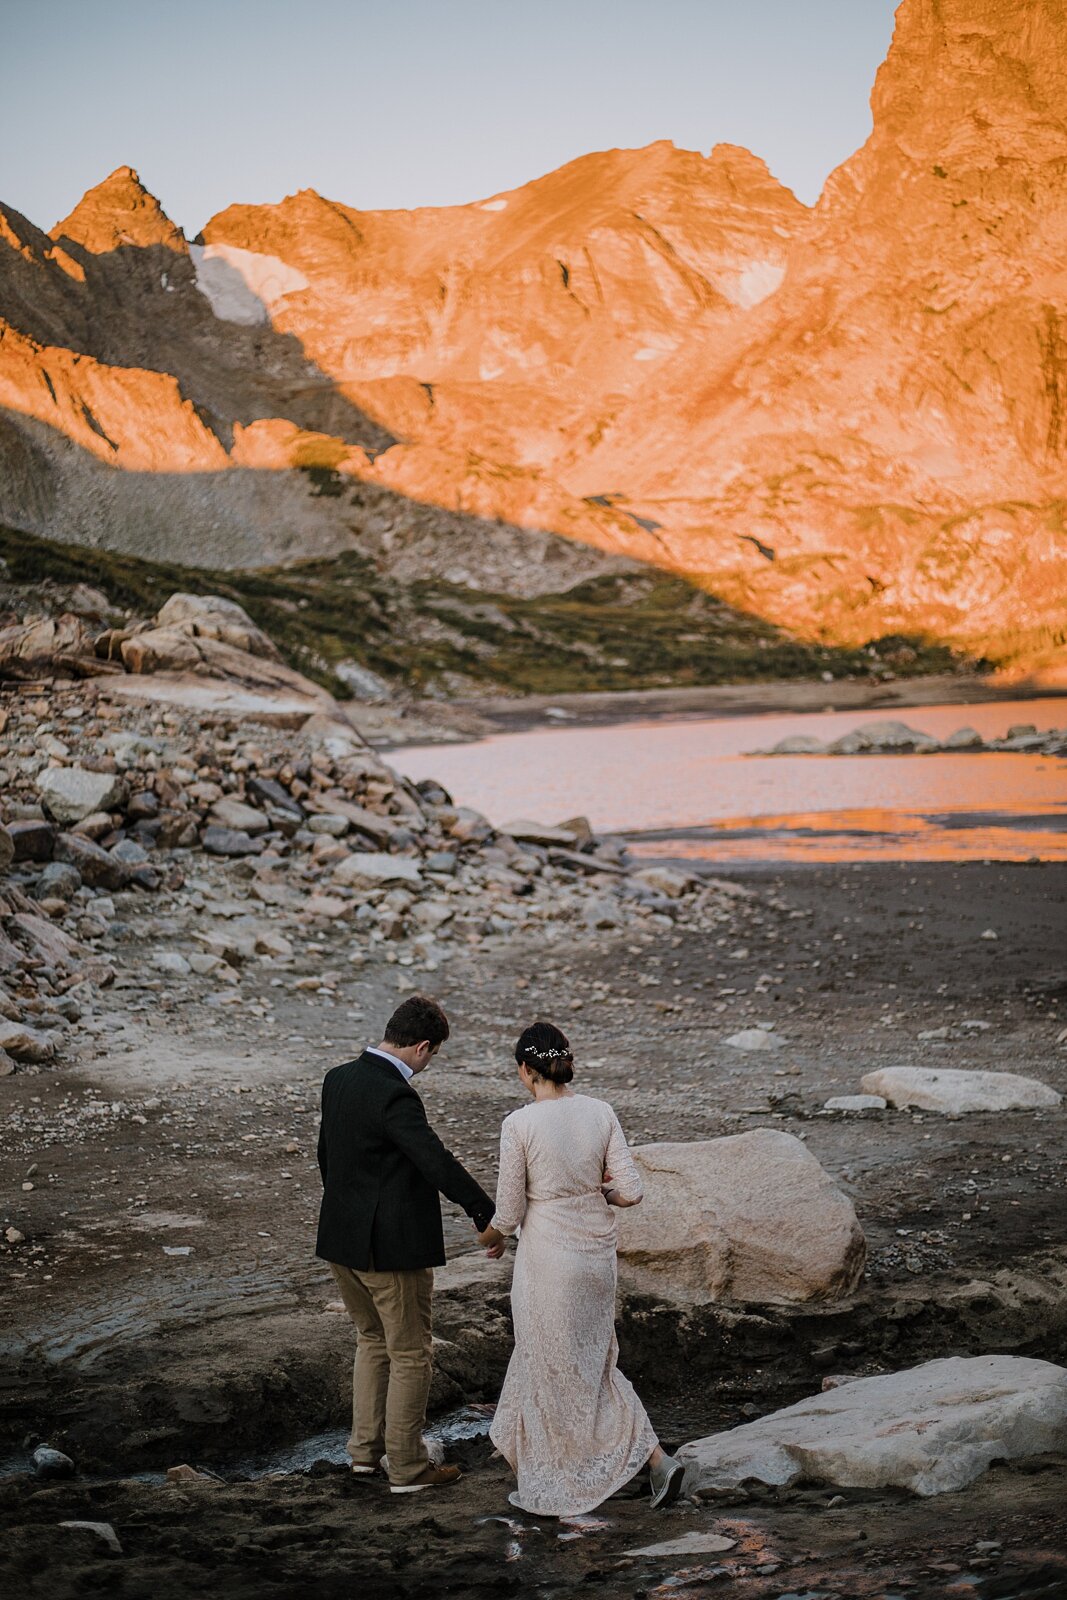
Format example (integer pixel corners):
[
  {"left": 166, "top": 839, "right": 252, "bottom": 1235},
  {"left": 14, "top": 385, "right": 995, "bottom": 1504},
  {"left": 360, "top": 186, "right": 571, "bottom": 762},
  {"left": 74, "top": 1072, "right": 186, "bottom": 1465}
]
[{"left": 488, "top": 1093, "right": 657, "bottom": 1516}]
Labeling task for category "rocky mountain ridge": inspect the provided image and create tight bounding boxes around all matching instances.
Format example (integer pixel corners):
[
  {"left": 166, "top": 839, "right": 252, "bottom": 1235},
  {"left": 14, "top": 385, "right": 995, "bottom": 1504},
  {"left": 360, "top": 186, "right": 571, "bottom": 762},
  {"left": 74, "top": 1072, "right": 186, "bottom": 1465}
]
[{"left": 1, "top": 0, "right": 1065, "bottom": 670}]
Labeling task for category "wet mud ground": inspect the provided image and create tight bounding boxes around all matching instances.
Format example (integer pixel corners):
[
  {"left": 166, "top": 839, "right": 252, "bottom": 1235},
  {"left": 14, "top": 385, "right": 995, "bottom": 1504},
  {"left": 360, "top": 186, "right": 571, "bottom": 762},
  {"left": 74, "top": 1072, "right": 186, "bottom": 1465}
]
[{"left": 2, "top": 861, "right": 1066, "bottom": 1597}]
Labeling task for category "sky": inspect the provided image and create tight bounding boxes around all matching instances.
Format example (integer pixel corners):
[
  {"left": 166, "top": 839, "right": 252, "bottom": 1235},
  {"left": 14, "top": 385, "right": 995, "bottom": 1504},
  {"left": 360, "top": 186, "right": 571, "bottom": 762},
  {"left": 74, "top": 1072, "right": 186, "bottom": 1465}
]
[{"left": 3, "top": 0, "right": 899, "bottom": 235}]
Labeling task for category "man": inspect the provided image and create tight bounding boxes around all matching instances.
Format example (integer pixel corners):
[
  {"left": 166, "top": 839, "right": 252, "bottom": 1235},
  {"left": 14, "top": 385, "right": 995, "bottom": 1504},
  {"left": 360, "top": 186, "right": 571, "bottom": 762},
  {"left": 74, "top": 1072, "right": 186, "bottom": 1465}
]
[{"left": 316, "top": 995, "right": 494, "bottom": 1493}]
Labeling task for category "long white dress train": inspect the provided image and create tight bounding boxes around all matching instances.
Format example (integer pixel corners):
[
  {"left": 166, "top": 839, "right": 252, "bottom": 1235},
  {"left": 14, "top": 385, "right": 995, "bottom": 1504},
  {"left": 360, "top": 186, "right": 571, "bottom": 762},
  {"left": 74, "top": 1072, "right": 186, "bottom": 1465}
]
[{"left": 488, "top": 1094, "right": 657, "bottom": 1517}]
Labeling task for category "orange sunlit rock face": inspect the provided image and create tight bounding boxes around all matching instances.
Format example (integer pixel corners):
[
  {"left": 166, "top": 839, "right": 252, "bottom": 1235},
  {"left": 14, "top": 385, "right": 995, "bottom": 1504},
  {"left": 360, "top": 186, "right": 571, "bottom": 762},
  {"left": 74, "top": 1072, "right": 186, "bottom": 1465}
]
[{"left": 0, "top": 0, "right": 1064, "bottom": 664}]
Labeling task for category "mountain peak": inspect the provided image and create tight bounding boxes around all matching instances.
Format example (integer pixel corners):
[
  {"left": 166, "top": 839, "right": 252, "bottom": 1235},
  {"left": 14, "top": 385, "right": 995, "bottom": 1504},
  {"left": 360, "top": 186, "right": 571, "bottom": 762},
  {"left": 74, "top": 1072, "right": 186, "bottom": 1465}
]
[{"left": 51, "top": 166, "right": 185, "bottom": 255}]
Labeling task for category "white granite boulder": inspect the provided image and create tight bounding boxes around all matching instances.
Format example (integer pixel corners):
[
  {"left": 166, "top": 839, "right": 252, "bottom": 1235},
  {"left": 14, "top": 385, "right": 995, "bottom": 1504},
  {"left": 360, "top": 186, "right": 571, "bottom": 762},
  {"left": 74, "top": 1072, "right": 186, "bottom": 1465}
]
[
  {"left": 616, "top": 1130, "right": 865, "bottom": 1305},
  {"left": 679, "top": 1355, "right": 1067, "bottom": 1497},
  {"left": 860, "top": 1067, "right": 1061, "bottom": 1114}
]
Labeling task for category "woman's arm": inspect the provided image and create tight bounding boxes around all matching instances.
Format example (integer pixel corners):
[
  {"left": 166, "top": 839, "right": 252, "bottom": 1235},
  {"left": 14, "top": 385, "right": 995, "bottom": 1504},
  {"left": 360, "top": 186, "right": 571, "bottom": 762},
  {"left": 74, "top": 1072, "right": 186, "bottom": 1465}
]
[
  {"left": 603, "top": 1110, "right": 643, "bottom": 1207},
  {"left": 480, "top": 1118, "right": 527, "bottom": 1256}
]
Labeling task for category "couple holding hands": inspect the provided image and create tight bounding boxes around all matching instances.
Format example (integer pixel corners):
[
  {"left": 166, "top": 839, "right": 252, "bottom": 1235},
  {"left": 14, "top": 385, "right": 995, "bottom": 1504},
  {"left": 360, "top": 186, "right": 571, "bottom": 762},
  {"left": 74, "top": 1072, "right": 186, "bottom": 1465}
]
[{"left": 316, "top": 994, "right": 685, "bottom": 1518}]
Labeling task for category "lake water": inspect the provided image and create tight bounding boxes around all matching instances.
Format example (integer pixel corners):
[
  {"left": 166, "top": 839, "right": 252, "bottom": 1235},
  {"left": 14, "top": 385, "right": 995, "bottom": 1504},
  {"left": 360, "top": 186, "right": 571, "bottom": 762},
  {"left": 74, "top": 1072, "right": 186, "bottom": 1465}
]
[{"left": 390, "top": 697, "right": 1067, "bottom": 864}]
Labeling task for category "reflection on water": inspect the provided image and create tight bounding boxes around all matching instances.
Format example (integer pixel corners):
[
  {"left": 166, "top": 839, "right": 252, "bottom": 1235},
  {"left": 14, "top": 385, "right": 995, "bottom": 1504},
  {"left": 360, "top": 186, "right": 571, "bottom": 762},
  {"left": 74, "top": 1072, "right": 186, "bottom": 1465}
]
[
  {"left": 390, "top": 698, "right": 1067, "bottom": 863},
  {"left": 635, "top": 804, "right": 1067, "bottom": 864}
]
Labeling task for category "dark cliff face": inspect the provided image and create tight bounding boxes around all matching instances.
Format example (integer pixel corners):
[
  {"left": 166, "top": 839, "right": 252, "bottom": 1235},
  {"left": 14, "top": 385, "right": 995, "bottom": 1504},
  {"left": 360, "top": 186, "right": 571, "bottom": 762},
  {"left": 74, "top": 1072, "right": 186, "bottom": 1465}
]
[{"left": 1, "top": 0, "right": 1065, "bottom": 669}]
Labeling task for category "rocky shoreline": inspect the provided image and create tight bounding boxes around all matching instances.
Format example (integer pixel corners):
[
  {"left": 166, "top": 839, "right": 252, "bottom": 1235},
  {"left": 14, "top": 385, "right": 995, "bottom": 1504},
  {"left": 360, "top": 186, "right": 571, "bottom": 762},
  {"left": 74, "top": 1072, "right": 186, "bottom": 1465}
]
[{"left": 0, "top": 594, "right": 736, "bottom": 1086}]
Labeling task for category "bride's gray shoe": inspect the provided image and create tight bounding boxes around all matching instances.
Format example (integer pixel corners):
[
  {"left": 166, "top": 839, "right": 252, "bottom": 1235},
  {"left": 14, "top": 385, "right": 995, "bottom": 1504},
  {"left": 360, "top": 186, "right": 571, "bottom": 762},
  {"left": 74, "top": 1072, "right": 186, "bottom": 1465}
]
[{"left": 649, "top": 1453, "right": 685, "bottom": 1509}]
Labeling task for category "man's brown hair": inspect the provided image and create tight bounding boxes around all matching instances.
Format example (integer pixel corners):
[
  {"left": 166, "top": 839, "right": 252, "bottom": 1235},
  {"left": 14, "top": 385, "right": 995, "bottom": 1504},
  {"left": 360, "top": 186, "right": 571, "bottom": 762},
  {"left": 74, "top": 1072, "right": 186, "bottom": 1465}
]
[{"left": 383, "top": 995, "right": 450, "bottom": 1050}]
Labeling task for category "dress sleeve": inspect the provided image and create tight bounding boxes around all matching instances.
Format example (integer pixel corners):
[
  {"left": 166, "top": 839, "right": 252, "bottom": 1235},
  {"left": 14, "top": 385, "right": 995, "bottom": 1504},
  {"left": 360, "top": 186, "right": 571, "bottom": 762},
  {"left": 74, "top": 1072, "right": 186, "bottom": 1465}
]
[
  {"left": 605, "top": 1109, "right": 643, "bottom": 1204},
  {"left": 489, "top": 1117, "right": 528, "bottom": 1236}
]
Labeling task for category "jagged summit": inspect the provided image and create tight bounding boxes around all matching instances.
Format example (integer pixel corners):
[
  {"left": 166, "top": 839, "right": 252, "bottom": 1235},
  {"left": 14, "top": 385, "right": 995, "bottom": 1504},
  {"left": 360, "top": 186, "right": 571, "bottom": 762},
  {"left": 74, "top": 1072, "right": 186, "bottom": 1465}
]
[{"left": 51, "top": 166, "right": 186, "bottom": 255}]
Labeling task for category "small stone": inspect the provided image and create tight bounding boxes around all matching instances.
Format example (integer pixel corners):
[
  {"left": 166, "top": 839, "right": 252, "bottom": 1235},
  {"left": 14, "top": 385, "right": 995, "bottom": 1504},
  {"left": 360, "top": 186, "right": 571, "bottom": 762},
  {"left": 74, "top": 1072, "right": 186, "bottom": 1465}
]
[
  {"left": 210, "top": 797, "right": 270, "bottom": 835},
  {"left": 302, "top": 894, "right": 351, "bottom": 920},
  {"left": 0, "top": 1020, "right": 56, "bottom": 1063},
  {"left": 726, "top": 1028, "right": 783, "bottom": 1051},
  {"left": 37, "top": 767, "right": 126, "bottom": 824},
  {"left": 625, "top": 1531, "right": 737, "bottom": 1557},
  {"left": 5, "top": 1225, "right": 25, "bottom": 1244},
  {"left": 34, "top": 1445, "right": 75, "bottom": 1478},
  {"left": 308, "top": 813, "right": 349, "bottom": 836},
  {"left": 36, "top": 862, "right": 81, "bottom": 901},
  {"left": 59, "top": 1520, "right": 122, "bottom": 1554},
  {"left": 201, "top": 825, "right": 265, "bottom": 858},
  {"left": 153, "top": 952, "right": 192, "bottom": 976},
  {"left": 824, "top": 1094, "right": 886, "bottom": 1112},
  {"left": 110, "top": 837, "right": 149, "bottom": 865},
  {"left": 332, "top": 852, "right": 421, "bottom": 889},
  {"left": 425, "top": 851, "right": 458, "bottom": 875},
  {"left": 633, "top": 864, "right": 698, "bottom": 899},
  {"left": 188, "top": 953, "right": 222, "bottom": 975},
  {"left": 980, "top": 928, "right": 998, "bottom": 940},
  {"left": 54, "top": 831, "right": 138, "bottom": 891},
  {"left": 166, "top": 1463, "right": 214, "bottom": 1484},
  {"left": 6, "top": 818, "right": 57, "bottom": 862}
]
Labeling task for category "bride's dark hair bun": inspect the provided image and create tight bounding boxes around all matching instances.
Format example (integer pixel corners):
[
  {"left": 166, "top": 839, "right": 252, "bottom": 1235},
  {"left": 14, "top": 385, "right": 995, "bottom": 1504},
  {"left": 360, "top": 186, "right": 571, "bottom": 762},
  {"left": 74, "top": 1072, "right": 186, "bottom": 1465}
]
[{"left": 515, "top": 1021, "right": 574, "bottom": 1084}]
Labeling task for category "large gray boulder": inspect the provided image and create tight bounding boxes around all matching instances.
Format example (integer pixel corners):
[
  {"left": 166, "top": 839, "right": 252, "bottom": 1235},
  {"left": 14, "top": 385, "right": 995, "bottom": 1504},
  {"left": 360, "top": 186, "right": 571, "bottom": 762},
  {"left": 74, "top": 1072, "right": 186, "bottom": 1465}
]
[
  {"left": 861, "top": 1066, "right": 1061, "bottom": 1113},
  {"left": 616, "top": 1130, "right": 865, "bottom": 1305},
  {"left": 679, "top": 1355, "right": 1067, "bottom": 1497},
  {"left": 37, "top": 767, "right": 126, "bottom": 824}
]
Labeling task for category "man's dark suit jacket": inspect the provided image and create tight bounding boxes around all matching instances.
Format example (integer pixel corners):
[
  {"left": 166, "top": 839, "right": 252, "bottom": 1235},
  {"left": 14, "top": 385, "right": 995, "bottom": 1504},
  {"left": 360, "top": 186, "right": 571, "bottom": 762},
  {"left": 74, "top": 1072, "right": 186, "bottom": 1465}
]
[{"left": 316, "top": 1048, "right": 495, "bottom": 1271}]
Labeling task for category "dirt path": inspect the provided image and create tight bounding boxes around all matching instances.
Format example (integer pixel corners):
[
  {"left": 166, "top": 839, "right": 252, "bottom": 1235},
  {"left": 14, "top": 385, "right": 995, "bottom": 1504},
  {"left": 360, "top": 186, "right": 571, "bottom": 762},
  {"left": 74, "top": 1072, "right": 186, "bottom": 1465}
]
[{"left": 2, "top": 862, "right": 1066, "bottom": 1597}]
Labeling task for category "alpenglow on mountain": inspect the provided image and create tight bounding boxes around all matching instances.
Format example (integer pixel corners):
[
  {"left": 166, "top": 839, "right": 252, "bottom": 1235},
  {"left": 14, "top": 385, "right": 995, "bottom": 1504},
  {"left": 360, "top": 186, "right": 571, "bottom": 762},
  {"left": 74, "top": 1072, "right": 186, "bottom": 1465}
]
[{"left": 1, "top": 0, "right": 1064, "bottom": 668}]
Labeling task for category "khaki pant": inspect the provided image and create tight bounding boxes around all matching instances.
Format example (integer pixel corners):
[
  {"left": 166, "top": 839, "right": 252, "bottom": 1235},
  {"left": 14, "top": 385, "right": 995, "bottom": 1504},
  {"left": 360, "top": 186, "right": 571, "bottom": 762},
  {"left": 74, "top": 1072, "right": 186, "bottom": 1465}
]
[{"left": 329, "top": 1262, "right": 434, "bottom": 1486}]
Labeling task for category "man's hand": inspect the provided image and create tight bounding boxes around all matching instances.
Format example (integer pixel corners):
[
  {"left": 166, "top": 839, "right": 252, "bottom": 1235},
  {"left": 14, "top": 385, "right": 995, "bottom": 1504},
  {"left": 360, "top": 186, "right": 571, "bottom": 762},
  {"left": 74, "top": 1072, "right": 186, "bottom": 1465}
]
[{"left": 477, "top": 1224, "right": 507, "bottom": 1259}]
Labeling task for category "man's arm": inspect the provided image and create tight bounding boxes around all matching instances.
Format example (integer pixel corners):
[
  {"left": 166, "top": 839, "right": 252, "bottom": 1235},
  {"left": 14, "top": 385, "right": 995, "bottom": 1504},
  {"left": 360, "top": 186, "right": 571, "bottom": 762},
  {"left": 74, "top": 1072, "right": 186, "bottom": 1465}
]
[
  {"left": 317, "top": 1116, "right": 328, "bottom": 1185},
  {"left": 384, "top": 1090, "right": 494, "bottom": 1231}
]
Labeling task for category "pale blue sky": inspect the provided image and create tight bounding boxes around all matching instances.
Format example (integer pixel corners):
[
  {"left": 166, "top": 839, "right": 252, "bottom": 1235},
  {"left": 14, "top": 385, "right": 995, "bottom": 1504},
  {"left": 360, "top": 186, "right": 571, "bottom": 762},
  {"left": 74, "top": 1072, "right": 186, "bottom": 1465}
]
[{"left": 4, "top": 0, "right": 899, "bottom": 234}]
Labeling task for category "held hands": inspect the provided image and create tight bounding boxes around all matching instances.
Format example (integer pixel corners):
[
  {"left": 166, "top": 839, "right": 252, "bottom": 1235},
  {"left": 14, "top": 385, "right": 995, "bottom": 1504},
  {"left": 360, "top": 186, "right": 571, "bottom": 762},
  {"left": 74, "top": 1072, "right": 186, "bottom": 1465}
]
[{"left": 476, "top": 1222, "right": 507, "bottom": 1260}]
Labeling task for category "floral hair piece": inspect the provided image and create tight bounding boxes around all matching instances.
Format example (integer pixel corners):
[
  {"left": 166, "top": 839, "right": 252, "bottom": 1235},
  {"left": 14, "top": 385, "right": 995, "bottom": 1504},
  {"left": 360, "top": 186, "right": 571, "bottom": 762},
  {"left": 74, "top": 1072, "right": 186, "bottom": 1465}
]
[{"left": 523, "top": 1046, "right": 572, "bottom": 1060}]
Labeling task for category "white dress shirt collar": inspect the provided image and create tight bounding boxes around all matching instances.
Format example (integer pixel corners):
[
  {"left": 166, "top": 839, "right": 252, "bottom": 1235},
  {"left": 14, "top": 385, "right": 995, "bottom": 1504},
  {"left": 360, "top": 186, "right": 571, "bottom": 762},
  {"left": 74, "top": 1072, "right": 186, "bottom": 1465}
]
[{"left": 366, "top": 1045, "right": 414, "bottom": 1082}]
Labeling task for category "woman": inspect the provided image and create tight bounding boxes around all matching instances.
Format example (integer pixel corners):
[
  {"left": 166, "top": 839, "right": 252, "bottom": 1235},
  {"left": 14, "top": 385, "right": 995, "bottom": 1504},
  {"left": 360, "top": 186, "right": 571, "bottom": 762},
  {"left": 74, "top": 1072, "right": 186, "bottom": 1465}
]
[{"left": 478, "top": 1021, "right": 685, "bottom": 1517}]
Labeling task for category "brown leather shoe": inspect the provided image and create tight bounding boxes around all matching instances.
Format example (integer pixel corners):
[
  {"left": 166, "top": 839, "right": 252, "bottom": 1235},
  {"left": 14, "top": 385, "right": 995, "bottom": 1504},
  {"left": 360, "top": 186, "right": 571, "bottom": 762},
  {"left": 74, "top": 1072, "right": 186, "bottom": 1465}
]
[{"left": 389, "top": 1463, "right": 462, "bottom": 1495}]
